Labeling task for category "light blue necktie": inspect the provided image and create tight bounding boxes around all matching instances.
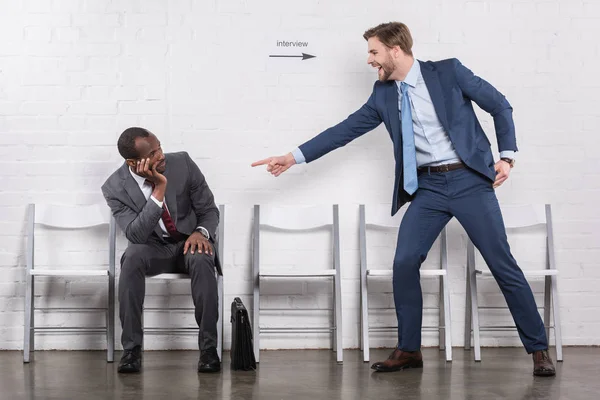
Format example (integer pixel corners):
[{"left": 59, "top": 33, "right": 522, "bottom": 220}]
[{"left": 400, "top": 82, "right": 418, "bottom": 195}]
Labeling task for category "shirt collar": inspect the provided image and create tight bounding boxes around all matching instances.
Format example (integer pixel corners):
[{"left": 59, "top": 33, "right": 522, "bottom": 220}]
[
  {"left": 128, "top": 165, "right": 147, "bottom": 188},
  {"left": 395, "top": 58, "right": 420, "bottom": 89}
]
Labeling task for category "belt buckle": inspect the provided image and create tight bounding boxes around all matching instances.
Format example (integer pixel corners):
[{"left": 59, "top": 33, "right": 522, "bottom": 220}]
[{"left": 442, "top": 164, "right": 450, "bottom": 172}]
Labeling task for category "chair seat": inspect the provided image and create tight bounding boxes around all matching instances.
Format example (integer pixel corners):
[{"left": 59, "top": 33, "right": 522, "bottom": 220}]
[
  {"left": 367, "top": 269, "right": 446, "bottom": 277},
  {"left": 476, "top": 270, "right": 558, "bottom": 277},
  {"left": 30, "top": 269, "right": 109, "bottom": 277},
  {"left": 260, "top": 269, "right": 336, "bottom": 277},
  {"left": 149, "top": 273, "right": 190, "bottom": 280}
]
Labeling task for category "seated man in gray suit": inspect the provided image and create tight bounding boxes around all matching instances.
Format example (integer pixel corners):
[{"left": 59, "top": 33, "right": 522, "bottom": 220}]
[{"left": 102, "top": 127, "right": 222, "bottom": 373}]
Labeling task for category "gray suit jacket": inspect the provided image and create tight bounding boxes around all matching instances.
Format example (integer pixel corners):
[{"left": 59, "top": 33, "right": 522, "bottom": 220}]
[{"left": 101, "top": 151, "right": 222, "bottom": 275}]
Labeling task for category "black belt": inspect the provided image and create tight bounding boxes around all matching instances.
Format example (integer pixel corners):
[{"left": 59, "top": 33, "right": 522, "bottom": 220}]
[{"left": 418, "top": 162, "right": 465, "bottom": 174}]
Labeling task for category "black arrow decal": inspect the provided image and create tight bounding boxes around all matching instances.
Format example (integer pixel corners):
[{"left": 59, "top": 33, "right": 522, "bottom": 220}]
[{"left": 269, "top": 53, "right": 316, "bottom": 60}]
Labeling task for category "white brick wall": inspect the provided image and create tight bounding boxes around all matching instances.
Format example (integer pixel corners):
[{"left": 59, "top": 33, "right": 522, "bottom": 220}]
[{"left": 1, "top": 0, "right": 599, "bottom": 351}]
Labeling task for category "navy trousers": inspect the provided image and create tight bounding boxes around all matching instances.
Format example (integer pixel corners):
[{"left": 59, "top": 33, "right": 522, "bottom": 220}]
[{"left": 393, "top": 166, "right": 548, "bottom": 353}]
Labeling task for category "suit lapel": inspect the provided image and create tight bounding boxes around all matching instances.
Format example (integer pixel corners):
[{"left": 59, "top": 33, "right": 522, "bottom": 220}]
[
  {"left": 120, "top": 163, "right": 168, "bottom": 240},
  {"left": 386, "top": 82, "right": 401, "bottom": 144},
  {"left": 163, "top": 156, "right": 178, "bottom": 225},
  {"left": 419, "top": 61, "right": 451, "bottom": 134}
]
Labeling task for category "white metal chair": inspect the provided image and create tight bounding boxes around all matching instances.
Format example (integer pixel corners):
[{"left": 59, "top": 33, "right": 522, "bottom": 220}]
[
  {"left": 24, "top": 203, "right": 115, "bottom": 363},
  {"left": 464, "top": 204, "right": 563, "bottom": 362},
  {"left": 141, "top": 204, "right": 225, "bottom": 358},
  {"left": 359, "top": 204, "right": 452, "bottom": 362},
  {"left": 252, "top": 204, "right": 343, "bottom": 363}
]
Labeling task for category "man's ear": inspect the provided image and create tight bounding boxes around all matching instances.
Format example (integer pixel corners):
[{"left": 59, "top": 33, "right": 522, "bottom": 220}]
[{"left": 125, "top": 159, "right": 137, "bottom": 168}]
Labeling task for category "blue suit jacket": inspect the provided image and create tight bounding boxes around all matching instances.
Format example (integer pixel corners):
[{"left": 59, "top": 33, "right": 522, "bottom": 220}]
[{"left": 299, "top": 58, "right": 517, "bottom": 215}]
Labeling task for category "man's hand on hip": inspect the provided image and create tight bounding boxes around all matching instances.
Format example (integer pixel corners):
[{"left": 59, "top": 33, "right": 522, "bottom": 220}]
[
  {"left": 493, "top": 160, "right": 512, "bottom": 188},
  {"left": 251, "top": 153, "right": 296, "bottom": 177},
  {"left": 184, "top": 232, "right": 213, "bottom": 255}
]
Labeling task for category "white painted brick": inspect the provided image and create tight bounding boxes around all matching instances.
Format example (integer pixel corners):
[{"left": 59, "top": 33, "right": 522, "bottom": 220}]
[
  {"left": 67, "top": 101, "right": 117, "bottom": 115},
  {"left": 118, "top": 100, "right": 166, "bottom": 115},
  {"left": 20, "top": 101, "right": 69, "bottom": 116},
  {"left": 72, "top": 13, "right": 120, "bottom": 27},
  {"left": 52, "top": 0, "right": 80, "bottom": 12},
  {"left": 79, "top": 26, "right": 117, "bottom": 42},
  {"left": 125, "top": 13, "right": 167, "bottom": 27},
  {"left": 0, "top": 0, "right": 598, "bottom": 351},
  {"left": 24, "top": 26, "right": 52, "bottom": 42}
]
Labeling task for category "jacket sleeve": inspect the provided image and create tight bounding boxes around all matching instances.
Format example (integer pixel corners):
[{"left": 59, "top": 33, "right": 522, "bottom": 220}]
[
  {"left": 185, "top": 152, "right": 219, "bottom": 241},
  {"left": 299, "top": 83, "right": 383, "bottom": 163},
  {"left": 453, "top": 58, "right": 517, "bottom": 152},
  {"left": 102, "top": 184, "right": 163, "bottom": 244}
]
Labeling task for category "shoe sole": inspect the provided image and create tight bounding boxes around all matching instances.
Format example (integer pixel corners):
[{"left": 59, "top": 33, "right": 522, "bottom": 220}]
[
  {"left": 118, "top": 367, "right": 141, "bottom": 373},
  {"left": 198, "top": 368, "right": 221, "bottom": 373},
  {"left": 533, "top": 370, "right": 556, "bottom": 377},
  {"left": 371, "top": 360, "right": 424, "bottom": 372}
]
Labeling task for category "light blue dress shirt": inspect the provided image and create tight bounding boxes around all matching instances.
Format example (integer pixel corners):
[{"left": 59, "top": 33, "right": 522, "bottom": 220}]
[{"left": 292, "top": 58, "right": 514, "bottom": 166}]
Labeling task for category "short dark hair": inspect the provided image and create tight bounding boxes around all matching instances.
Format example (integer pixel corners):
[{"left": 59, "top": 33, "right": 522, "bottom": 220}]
[
  {"left": 363, "top": 22, "right": 413, "bottom": 56},
  {"left": 117, "top": 127, "right": 151, "bottom": 159}
]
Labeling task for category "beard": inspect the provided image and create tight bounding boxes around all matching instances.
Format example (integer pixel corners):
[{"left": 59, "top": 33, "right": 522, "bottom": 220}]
[{"left": 374, "top": 59, "right": 395, "bottom": 81}]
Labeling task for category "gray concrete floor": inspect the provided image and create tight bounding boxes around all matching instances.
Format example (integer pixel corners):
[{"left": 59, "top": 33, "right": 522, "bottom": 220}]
[{"left": 0, "top": 348, "right": 598, "bottom": 400}]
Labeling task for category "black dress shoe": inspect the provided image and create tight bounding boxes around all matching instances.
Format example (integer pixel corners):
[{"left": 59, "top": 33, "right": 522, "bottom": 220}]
[
  {"left": 371, "top": 349, "right": 423, "bottom": 372},
  {"left": 118, "top": 346, "right": 142, "bottom": 373},
  {"left": 533, "top": 350, "right": 556, "bottom": 377},
  {"left": 198, "top": 347, "right": 221, "bottom": 373}
]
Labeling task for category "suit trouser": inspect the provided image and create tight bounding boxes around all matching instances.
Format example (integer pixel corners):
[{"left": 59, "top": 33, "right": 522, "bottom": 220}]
[
  {"left": 393, "top": 166, "right": 548, "bottom": 353},
  {"left": 119, "top": 238, "right": 219, "bottom": 351}
]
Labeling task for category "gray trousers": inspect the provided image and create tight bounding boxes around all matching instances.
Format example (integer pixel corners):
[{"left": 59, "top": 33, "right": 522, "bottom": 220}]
[{"left": 119, "top": 237, "right": 218, "bottom": 351}]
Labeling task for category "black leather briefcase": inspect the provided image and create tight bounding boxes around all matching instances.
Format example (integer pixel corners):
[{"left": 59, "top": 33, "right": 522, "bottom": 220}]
[{"left": 230, "top": 297, "right": 257, "bottom": 371}]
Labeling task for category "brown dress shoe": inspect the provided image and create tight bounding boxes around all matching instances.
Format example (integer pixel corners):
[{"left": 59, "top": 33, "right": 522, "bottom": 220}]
[
  {"left": 371, "top": 349, "right": 423, "bottom": 372},
  {"left": 533, "top": 350, "right": 556, "bottom": 377}
]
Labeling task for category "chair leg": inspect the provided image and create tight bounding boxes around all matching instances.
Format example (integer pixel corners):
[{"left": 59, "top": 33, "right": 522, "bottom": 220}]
[
  {"left": 442, "top": 274, "right": 452, "bottom": 362},
  {"left": 217, "top": 275, "right": 224, "bottom": 360},
  {"left": 467, "top": 245, "right": 481, "bottom": 362},
  {"left": 23, "top": 274, "right": 34, "bottom": 363},
  {"left": 439, "top": 277, "right": 445, "bottom": 352},
  {"left": 253, "top": 277, "right": 260, "bottom": 363},
  {"left": 334, "top": 275, "right": 343, "bottom": 363},
  {"left": 551, "top": 275, "right": 563, "bottom": 361},
  {"left": 332, "top": 277, "right": 337, "bottom": 354},
  {"left": 360, "top": 275, "right": 370, "bottom": 363},
  {"left": 543, "top": 275, "right": 551, "bottom": 348},
  {"left": 107, "top": 275, "right": 115, "bottom": 363},
  {"left": 464, "top": 267, "right": 472, "bottom": 351}
]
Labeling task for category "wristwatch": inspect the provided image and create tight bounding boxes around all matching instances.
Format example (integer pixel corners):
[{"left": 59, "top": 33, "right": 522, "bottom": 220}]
[
  {"left": 195, "top": 227, "right": 210, "bottom": 240},
  {"left": 501, "top": 157, "right": 515, "bottom": 168}
]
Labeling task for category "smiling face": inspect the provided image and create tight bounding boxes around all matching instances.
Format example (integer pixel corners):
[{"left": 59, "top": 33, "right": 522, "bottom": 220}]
[{"left": 367, "top": 36, "right": 397, "bottom": 81}]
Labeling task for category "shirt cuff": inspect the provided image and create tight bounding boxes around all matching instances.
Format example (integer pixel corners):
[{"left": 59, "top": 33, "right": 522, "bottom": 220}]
[
  {"left": 150, "top": 195, "right": 163, "bottom": 208},
  {"left": 291, "top": 147, "right": 306, "bottom": 164},
  {"left": 196, "top": 226, "right": 210, "bottom": 239},
  {"left": 499, "top": 150, "right": 516, "bottom": 160}
]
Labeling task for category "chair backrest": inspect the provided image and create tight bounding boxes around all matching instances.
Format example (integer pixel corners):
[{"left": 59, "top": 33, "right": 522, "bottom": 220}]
[
  {"left": 27, "top": 203, "right": 115, "bottom": 273},
  {"left": 252, "top": 204, "right": 341, "bottom": 273},
  {"left": 32, "top": 203, "right": 110, "bottom": 228},
  {"left": 498, "top": 204, "right": 548, "bottom": 229},
  {"left": 257, "top": 205, "right": 335, "bottom": 230},
  {"left": 467, "top": 203, "right": 555, "bottom": 271},
  {"left": 362, "top": 204, "right": 405, "bottom": 229},
  {"left": 359, "top": 204, "right": 447, "bottom": 272}
]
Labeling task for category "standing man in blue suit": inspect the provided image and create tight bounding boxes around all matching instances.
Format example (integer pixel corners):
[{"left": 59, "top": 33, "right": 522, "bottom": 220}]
[{"left": 252, "top": 22, "right": 556, "bottom": 377}]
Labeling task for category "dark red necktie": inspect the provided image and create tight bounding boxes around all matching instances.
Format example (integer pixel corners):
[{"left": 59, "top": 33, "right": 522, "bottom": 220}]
[{"left": 145, "top": 180, "right": 182, "bottom": 241}]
